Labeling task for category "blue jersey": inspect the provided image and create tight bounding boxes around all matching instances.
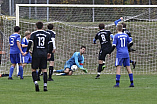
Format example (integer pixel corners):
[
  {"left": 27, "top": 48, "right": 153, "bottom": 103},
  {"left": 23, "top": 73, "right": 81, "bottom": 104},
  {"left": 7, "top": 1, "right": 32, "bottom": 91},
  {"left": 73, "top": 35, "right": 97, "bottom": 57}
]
[
  {"left": 112, "top": 32, "right": 132, "bottom": 58},
  {"left": 66, "top": 52, "right": 84, "bottom": 68},
  {"left": 21, "top": 37, "right": 29, "bottom": 53},
  {"left": 9, "top": 33, "right": 21, "bottom": 54}
]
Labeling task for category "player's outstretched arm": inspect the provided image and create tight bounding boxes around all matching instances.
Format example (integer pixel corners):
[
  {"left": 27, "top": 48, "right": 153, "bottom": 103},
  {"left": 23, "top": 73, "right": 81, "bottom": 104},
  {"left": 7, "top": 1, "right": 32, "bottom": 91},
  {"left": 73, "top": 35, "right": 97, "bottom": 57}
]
[{"left": 114, "top": 17, "right": 123, "bottom": 26}]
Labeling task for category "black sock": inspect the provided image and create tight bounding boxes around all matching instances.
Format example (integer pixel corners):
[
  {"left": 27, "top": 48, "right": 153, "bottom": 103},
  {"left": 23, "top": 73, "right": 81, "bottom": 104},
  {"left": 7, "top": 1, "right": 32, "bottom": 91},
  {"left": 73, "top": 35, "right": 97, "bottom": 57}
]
[
  {"left": 49, "top": 66, "right": 53, "bottom": 79},
  {"left": 32, "top": 71, "right": 37, "bottom": 82},
  {"left": 43, "top": 72, "right": 47, "bottom": 83},
  {"left": 38, "top": 69, "right": 42, "bottom": 76},
  {"left": 98, "top": 64, "right": 103, "bottom": 72}
]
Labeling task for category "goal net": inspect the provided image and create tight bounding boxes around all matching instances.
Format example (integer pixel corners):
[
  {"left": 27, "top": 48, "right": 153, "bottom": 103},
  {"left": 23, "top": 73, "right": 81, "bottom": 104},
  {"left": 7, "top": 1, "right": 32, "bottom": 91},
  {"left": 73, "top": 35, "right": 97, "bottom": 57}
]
[{"left": 0, "top": 4, "right": 157, "bottom": 76}]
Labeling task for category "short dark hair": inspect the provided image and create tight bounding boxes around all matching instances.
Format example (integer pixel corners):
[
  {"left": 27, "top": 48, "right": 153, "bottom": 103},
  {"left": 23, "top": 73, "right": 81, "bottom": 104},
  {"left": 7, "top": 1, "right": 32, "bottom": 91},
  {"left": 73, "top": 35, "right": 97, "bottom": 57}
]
[
  {"left": 99, "top": 23, "right": 105, "bottom": 30},
  {"left": 14, "top": 26, "right": 21, "bottom": 32},
  {"left": 117, "top": 24, "right": 123, "bottom": 31},
  {"left": 47, "top": 24, "right": 54, "bottom": 30},
  {"left": 36, "top": 22, "right": 43, "bottom": 29},
  {"left": 81, "top": 45, "right": 86, "bottom": 49},
  {"left": 121, "top": 23, "right": 126, "bottom": 28}
]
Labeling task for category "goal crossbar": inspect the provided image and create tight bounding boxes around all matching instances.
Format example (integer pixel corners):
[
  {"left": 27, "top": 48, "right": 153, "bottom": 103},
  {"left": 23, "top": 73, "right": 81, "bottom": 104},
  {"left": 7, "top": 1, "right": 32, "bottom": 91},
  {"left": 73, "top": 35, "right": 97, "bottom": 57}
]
[{"left": 16, "top": 4, "right": 157, "bottom": 26}]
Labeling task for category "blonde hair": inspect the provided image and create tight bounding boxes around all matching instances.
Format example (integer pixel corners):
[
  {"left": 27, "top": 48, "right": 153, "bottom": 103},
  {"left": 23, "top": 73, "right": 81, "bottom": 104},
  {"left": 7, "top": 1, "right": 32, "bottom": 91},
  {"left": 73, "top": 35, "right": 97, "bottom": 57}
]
[{"left": 25, "top": 31, "right": 31, "bottom": 36}]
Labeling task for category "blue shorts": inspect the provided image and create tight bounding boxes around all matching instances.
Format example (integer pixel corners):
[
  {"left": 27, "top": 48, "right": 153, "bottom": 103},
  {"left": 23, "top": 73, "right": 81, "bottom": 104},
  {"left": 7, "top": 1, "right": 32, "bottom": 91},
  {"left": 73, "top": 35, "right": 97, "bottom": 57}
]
[
  {"left": 115, "top": 57, "right": 130, "bottom": 67},
  {"left": 10, "top": 53, "right": 22, "bottom": 64},
  {"left": 22, "top": 53, "right": 32, "bottom": 64},
  {"left": 64, "top": 62, "right": 72, "bottom": 71}
]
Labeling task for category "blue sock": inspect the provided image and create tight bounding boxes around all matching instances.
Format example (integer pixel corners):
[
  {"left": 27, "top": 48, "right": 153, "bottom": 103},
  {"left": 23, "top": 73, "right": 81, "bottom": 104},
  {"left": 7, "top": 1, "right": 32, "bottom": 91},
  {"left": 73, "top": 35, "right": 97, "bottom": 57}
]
[
  {"left": 19, "top": 66, "right": 23, "bottom": 78},
  {"left": 9, "top": 66, "right": 14, "bottom": 78},
  {"left": 129, "top": 73, "right": 134, "bottom": 85},
  {"left": 116, "top": 74, "right": 121, "bottom": 86},
  {"left": 56, "top": 69, "right": 64, "bottom": 73}
]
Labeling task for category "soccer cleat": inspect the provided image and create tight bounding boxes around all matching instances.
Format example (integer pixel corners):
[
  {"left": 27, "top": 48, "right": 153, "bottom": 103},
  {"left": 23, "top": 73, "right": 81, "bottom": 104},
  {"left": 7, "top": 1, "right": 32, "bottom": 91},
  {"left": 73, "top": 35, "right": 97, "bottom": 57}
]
[
  {"left": 8, "top": 77, "right": 13, "bottom": 80},
  {"left": 20, "top": 77, "right": 24, "bottom": 80},
  {"left": 132, "top": 61, "right": 136, "bottom": 69},
  {"left": 113, "top": 85, "right": 119, "bottom": 88},
  {"left": 102, "top": 65, "right": 106, "bottom": 71},
  {"left": 82, "top": 69, "right": 88, "bottom": 73},
  {"left": 95, "top": 74, "right": 100, "bottom": 79},
  {"left": 44, "top": 86, "right": 48, "bottom": 91},
  {"left": 47, "top": 78, "right": 54, "bottom": 81},
  {"left": 35, "top": 83, "right": 39, "bottom": 92},
  {"left": 129, "top": 85, "right": 134, "bottom": 87}
]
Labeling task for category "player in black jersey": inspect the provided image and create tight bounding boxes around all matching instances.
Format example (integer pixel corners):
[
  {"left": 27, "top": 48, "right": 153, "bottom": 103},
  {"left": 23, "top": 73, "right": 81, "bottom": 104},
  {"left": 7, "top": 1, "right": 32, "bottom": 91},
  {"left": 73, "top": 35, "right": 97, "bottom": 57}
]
[
  {"left": 37, "top": 24, "right": 56, "bottom": 81},
  {"left": 114, "top": 17, "right": 136, "bottom": 69},
  {"left": 93, "top": 23, "right": 113, "bottom": 79},
  {"left": 24, "top": 22, "right": 53, "bottom": 92}
]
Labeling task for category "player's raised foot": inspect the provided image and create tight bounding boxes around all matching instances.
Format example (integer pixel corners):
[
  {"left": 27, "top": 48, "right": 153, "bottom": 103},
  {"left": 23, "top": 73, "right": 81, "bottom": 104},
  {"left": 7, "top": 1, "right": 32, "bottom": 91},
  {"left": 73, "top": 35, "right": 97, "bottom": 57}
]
[
  {"left": 132, "top": 61, "right": 136, "bottom": 69},
  {"left": 102, "top": 65, "right": 106, "bottom": 71},
  {"left": 35, "top": 83, "right": 39, "bottom": 92},
  {"left": 47, "top": 78, "right": 54, "bottom": 81},
  {"left": 113, "top": 85, "right": 119, "bottom": 88},
  {"left": 95, "top": 74, "right": 100, "bottom": 79},
  {"left": 8, "top": 77, "right": 13, "bottom": 80},
  {"left": 129, "top": 85, "right": 134, "bottom": 87},
  {"left": 44, "top": 86, "right": 48, "bottom": 91}
]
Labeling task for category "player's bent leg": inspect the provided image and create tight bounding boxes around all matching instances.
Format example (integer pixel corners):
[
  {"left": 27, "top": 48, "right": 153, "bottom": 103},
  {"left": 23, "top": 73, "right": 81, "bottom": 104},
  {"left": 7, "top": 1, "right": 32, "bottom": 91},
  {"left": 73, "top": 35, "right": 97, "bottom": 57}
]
[{"left": 95, "top": 60, "right": 104, "bottom": 79}]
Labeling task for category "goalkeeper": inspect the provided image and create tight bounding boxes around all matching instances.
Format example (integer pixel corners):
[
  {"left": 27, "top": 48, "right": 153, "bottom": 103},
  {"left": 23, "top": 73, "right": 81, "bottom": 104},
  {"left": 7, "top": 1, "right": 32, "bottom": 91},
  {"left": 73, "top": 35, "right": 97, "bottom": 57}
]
[
  {"left": 114, "top": 17, "right": 136, "bottom": 69},
  {"left": 54, "top": 46, "right": 88, "bottom": 76}
]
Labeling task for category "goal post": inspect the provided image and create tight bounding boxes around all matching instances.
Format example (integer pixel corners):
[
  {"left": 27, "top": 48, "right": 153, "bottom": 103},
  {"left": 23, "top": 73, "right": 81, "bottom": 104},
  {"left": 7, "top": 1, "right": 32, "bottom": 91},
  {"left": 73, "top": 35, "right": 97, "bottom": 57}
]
[{"left": 1, "top": 4, "right": 157, "bottom": 76}]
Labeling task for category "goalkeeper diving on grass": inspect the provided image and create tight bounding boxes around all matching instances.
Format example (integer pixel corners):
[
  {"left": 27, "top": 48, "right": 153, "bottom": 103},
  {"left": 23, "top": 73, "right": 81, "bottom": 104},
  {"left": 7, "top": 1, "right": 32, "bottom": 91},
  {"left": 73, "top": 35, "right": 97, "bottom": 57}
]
[{"left": 54, "top": 46, "right": 88, "bottom": 75}]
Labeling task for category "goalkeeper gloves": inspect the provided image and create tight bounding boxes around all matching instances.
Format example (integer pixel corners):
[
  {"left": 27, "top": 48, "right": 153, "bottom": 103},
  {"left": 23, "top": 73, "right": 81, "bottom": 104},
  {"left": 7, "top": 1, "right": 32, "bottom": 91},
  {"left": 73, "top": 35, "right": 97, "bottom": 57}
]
[{"left": 79, "top": 68, "right": 88, "bottom": 73}]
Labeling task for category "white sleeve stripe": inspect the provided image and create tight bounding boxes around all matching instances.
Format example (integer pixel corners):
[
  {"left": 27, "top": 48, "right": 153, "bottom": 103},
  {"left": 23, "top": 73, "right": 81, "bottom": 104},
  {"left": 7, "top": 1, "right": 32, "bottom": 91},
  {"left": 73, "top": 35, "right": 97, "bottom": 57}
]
[
  {"left": 112, "top": 44, "right": 116, "bottom": 46},
  {"left": 52, "top": 38, "right": 56, "bottom": 49}
]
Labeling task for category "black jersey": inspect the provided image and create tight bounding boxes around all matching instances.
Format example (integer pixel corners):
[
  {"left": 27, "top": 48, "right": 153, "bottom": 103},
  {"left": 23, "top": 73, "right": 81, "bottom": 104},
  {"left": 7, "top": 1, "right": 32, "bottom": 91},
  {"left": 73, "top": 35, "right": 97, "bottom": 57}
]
[
  {"left": 47, "top": 30, "right": 56, "bottom": 38},
  {"left": 29, "top": 30, "right": 52, "bottom": 58},
  {"left": 122, "top": 28, "right": 131, "bottom": 37},
  {"left": 94, "top": 29, "right": 113, "bottom": 49}
]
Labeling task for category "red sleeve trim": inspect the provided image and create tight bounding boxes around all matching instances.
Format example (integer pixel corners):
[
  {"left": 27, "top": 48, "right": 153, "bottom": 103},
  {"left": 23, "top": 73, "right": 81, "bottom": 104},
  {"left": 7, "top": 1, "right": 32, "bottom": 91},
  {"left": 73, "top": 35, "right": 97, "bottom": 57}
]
[{"left": 80, "top": 63, "right": 83, "bottom": 65}]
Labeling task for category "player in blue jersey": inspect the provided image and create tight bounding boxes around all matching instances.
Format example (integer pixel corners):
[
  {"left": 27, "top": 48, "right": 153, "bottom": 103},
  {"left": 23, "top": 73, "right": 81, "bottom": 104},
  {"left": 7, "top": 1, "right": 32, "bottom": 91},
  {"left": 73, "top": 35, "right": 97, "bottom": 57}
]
[
  {"left": 114, "top": 17, "right": 136, "bottom": 69},
  {"left": 21, "top": 31, "right": 32, "bottom": 68},
  {"left": 8, "top": 26, "right": 24, "bottom": 80},
  {"left": 93, "top": 23, "right": 113, "bottom": 79},
  {"left": 38, "top": 24, "right": 56, "bottom": 81},
  {"left": 54, "top": 46, "right": 87, "bottom": 76},
  {"left": 24, "top": 22, "right": 53, "bottom": 92},
  {"left": 110, "top": 24, "right": 134, "bottom": 87}
]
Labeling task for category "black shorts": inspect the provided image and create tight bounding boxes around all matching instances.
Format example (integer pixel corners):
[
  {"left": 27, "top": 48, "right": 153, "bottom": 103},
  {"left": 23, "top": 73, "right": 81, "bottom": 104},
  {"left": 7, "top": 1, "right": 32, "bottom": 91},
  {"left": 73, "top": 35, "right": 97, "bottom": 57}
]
[
  {"left": 47, "top": 53, "right": 54, "bottom": 61},
  {"left": 98, "top": 48, "right": 111, "bottom": 61},
  {"left": 32, "top": 57, "right": 47, "bottom": 69}
]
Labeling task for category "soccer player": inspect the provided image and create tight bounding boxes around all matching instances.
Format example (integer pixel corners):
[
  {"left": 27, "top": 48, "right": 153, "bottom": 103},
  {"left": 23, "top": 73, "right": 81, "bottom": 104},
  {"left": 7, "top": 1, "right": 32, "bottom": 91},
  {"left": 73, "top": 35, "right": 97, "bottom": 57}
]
[
  {"left": 8, "top": 26, "right": 24, "bottom": 80},
  {"left": 24, "top": 22, "right": 53, "bottom": 92},
  {"left": 114, "top": 17, "right": 136, "bottom": 69},
  {"left": 54, "top": 46, "right": 88, "bottom": 76},
  {"left": 93, "top": 23, "right": 113, "bottom": 79},
  {"left": 21, "top": 31, "right": 32, "bottom": 68},
  {"left": 38, "top": 24, "right": 56, "bottom": 81},
  {"left": 110, "top": 24, "right": 134, "bottom": 87}
]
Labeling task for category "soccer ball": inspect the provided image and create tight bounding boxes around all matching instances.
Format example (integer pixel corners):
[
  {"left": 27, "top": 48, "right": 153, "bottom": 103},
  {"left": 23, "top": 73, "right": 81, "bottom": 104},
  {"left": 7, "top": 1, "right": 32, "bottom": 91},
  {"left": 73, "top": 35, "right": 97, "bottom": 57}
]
[{"left": 71, "top": 65, "right": 78, "bottom": 72}]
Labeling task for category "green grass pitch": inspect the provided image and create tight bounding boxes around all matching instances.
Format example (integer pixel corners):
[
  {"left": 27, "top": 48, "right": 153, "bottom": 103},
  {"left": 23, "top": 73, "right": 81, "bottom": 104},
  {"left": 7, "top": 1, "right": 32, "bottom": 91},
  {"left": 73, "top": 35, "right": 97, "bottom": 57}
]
[{"left": 0, "top": 74, "right": 157, "bottom": 104}]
